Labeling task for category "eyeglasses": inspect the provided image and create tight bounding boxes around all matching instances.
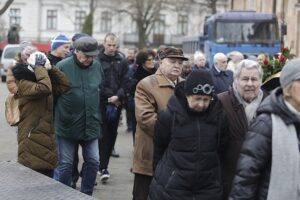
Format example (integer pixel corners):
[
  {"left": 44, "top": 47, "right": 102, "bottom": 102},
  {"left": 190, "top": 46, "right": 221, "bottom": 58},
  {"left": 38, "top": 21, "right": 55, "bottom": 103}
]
[{"left": 192, "top": 84, "right": 215, "bottom": 95}]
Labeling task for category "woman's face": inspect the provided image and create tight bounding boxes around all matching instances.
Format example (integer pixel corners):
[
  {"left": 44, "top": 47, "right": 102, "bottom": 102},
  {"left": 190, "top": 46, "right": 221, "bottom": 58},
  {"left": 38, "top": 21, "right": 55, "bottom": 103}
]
[
  {"left": 21, "top": 46, "right": 37, "bottom": 64},
  {"left": 143, "top": 56, "right": 154, "bottom": 70},
  {"left": 186, "top": 94, "right": 212, "bottom": 112},
  {"left": 284, "top": 80, "right": 300, "bottom": 112}
]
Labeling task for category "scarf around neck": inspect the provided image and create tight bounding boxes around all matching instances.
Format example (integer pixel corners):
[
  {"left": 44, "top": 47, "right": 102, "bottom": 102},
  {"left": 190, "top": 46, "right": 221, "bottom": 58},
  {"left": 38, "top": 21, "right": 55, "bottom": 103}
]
[
  {"left": 233, "top": 84, "right": 264, "bottom": 125},
  {"left": 267, "top": 114, "right": 300, "bottom": 200}
]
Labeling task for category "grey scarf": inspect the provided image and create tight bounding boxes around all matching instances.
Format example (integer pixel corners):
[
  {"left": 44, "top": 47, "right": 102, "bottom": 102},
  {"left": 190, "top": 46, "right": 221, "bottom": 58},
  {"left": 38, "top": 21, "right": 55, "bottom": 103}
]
[
  {"left": 233, "top": 84, "right": 264, "bottom": 125},
  {"left": 267, "top": 114, "right": 300, "bottom": 200}
]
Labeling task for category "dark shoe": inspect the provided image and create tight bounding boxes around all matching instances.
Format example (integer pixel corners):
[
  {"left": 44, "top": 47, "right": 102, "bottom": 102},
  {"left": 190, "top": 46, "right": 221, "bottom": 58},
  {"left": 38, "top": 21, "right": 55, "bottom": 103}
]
[
  {"left": 71, "top": 181, "right": 77, "bottom": 189},
  {"left": 100, "top": 169, "right": 110, "bottom": 183},
  {"left": 111, "top": 149, "right": 120, "bottom": 158}
]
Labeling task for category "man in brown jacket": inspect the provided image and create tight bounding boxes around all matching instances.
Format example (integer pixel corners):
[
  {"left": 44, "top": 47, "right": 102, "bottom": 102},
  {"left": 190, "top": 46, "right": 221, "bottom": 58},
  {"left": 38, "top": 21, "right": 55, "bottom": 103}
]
[
  {"left": 218, "top": 59, "right": 267, "bottom": 200},
  {"left": 132, "top": 47, "right": 188, "bottom": 200}
]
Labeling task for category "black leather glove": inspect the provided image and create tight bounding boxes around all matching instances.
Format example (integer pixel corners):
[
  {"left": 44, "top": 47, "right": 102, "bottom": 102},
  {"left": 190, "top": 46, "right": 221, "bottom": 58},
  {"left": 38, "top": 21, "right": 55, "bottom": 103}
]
[{"left": 34, "top": 54, "right": 46, "bottom": 67}]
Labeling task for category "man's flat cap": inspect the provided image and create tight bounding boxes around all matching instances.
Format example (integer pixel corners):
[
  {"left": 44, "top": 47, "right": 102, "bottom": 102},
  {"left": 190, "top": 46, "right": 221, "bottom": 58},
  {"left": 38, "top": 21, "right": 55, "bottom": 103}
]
[{"left": 74, "top": 36, "right": 99, "bottom": 56}]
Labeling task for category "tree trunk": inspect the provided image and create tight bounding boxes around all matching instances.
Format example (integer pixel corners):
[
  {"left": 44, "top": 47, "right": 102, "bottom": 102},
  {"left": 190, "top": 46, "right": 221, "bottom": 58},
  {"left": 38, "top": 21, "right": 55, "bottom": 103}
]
[{"left": 81, "top": 0, "right": 94, "bottom": 36}]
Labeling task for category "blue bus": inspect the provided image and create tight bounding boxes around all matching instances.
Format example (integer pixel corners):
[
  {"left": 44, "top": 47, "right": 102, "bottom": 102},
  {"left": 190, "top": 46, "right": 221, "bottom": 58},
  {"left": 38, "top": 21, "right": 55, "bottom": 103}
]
[{"left": 182, "top": 10, "right": 280, "bottom": 67}]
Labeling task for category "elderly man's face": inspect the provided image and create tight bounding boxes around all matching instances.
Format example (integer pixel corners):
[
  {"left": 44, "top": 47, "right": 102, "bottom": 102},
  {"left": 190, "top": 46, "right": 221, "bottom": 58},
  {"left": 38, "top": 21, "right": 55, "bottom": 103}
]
[
  {"left": 284, "top": 80, "right": 300, "bottom": 112},
  {"left": 160, "top": 58, "right": 183, "bottom": 81},
  {"left": 235, "top": 68, "right": 261, "bottom": 102},
  {"left": 75, "top": 50, "right": 94, "bottom": 67},
  {"left": 215, "top": 55, "right": 228, "bottom": 71},
  {"left": 195, "top": 55, "right": 206, "bottom": 68}
]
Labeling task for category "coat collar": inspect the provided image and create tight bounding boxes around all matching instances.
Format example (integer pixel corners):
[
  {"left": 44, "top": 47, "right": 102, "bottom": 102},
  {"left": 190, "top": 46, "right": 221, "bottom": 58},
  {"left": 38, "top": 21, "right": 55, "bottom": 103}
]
[
  {"left": 212, "top": 66, "right": 230, "bottom": 76},
  {"left": 155, "top": 68, "right": 184, "bottom": 88}
]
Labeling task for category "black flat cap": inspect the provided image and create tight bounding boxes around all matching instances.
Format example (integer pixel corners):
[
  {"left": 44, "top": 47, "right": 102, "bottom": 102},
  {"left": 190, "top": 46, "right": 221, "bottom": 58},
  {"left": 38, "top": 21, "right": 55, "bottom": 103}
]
[{"left": 74, "top": 36, "right": 99, "bottom": 56}]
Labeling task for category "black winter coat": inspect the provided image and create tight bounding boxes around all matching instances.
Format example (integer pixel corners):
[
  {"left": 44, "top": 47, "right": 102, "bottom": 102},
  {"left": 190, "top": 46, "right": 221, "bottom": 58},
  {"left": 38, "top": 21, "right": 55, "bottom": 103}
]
[
  {"left": 148, "top": 82, "right": 228, "bottom": 200},
  {"left": 98, "top": 50, "right": 129, "bottom": 103},
  {"left": 127, "top": 65, "right": 157, "bottom": 110},
  {"left": 229, "top": 88, "right": 300, "bottom": 200}
]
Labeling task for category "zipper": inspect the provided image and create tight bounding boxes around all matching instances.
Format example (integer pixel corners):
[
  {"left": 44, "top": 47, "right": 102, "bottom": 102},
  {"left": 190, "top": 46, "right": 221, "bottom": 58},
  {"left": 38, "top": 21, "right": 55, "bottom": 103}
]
[
  {"left": 196, "top": 118, "right": 201, "bottom": 179},
  {"left": 165, "top": 170, "right": 175, "bottom": 188},
  {"left": 28, "top": 127, "right": 34, "bottom": 138}
]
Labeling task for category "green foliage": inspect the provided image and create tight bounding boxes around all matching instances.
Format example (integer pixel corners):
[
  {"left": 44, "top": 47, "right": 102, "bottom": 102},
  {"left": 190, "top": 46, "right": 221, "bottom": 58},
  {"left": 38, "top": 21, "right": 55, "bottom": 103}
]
[{"left": 81, "top": 12, "right": 93, "bottom": 36}]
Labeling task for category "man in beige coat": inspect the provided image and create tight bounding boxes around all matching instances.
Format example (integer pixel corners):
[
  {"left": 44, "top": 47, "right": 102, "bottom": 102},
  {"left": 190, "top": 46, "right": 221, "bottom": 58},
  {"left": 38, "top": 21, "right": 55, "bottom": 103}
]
[{"left": 132, "top": 47, "right": 188, "bottom": 200}]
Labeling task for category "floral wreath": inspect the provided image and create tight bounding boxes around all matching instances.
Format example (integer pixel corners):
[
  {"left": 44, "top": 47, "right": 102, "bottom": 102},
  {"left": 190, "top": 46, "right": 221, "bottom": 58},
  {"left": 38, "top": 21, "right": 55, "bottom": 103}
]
[
  {"left": 261, "top": 47, "right": 290, "bottom": 91},
  {"left": 262, "top": 47, "right": 290, "bottom": 82}
]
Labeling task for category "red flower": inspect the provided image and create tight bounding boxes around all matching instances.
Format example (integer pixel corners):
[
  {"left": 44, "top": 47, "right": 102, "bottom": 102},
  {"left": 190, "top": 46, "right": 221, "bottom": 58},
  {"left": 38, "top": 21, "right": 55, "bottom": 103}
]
[
  {"left": 274, "top": 54, "right": 279, "bottom": 59},
  {"left": 279, "top": 55, "right": 285, "bottom": 62},
  {"left": 263, "top": 59, "right": 269, "bottom": 65},
  {"left": 281, "top": 47, "right": 285, "bottom": 52}
]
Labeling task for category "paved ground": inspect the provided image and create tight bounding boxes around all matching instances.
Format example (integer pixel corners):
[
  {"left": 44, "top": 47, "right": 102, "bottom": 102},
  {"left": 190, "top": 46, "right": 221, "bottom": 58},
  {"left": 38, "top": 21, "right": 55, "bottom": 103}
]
[
  {"left": 92, "top": 121, "right": 134, "bottom": 200},
  {"left": 0, "top": 82, "right": 134, "bottom": 200}
]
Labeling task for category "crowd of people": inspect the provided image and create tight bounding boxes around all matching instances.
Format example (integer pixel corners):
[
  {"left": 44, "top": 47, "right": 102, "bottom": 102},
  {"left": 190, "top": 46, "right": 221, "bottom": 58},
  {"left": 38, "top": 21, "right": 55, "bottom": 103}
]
[{"left": 5, "top": 32, "right": 300, "bottom": 200}]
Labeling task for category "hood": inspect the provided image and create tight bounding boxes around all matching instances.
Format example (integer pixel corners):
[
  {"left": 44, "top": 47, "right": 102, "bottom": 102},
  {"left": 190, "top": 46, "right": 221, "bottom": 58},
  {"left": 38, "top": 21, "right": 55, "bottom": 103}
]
[{"left": 257, "top": 87, "right": 299, "bottom": 125}]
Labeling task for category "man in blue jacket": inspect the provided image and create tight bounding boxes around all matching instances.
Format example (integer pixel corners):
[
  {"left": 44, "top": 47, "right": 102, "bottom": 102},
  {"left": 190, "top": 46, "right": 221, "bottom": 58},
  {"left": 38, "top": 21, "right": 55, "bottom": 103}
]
[
  {"left": 210, "top": 52, "right": 233, "bottom": 94},
  {"left": 55, "top": 36, "right": 104, "bottom": 196}
]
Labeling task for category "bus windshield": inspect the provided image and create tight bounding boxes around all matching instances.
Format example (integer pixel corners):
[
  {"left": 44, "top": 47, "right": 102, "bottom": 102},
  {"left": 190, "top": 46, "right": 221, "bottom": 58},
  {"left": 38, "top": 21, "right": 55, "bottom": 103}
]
[{"left": 215, "top": 21, "right": 279, "bottom": 44}]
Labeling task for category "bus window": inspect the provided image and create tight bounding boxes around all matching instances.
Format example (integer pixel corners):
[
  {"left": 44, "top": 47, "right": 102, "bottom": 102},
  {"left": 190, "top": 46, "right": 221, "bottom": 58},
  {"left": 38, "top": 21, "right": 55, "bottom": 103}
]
[{"left": 215, "top": 21, "right": 279, "bottom": 43}]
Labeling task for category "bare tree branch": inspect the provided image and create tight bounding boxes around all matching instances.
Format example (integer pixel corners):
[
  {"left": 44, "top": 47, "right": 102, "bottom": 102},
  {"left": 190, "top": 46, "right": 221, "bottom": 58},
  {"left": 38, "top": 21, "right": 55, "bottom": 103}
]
[{"left": 0, "top": 0, "right": 14, "bottom": 16}]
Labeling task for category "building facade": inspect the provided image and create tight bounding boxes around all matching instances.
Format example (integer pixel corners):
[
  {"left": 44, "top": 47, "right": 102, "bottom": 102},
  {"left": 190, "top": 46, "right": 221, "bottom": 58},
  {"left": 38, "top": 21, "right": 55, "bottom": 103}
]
[{"left": 0, "top": 0, "right": 228, "bottom": 50}]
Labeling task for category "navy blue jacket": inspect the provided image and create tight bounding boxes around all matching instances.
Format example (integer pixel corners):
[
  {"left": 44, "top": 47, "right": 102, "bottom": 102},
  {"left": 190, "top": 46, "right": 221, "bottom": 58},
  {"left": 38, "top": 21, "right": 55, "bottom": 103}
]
[{"left": 210, "top": 66, "right": 233, "bottom": 94}]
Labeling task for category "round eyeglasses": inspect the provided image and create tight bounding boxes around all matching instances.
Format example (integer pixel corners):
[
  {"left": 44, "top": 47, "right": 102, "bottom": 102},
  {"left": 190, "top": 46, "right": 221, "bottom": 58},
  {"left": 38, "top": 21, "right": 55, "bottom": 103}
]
[{"left": 192, "top": 84, "right": 215, "bottom": 95}]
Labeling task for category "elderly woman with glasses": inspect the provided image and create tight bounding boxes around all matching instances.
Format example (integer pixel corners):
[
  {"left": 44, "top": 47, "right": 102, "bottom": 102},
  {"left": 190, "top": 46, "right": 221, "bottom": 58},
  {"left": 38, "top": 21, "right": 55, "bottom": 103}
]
[{"left": 148, "top": 70, "right": 228, "bottom": 200}]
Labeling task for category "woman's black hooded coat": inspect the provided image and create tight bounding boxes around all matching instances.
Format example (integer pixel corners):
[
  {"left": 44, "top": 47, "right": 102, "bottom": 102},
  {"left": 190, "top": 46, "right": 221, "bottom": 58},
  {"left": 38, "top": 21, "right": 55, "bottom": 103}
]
[{"left": 148, "top": 82, "right": 228, "bottom": 200}]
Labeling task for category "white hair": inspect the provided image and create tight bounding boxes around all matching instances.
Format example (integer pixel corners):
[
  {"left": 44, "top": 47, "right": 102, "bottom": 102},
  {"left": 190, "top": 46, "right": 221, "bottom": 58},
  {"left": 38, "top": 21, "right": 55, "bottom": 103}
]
[
  {"left": 213, "top": 52, "right": 227, "bottom": 65},
  {"left": 194, "top": 51, "right": 205, "bottom": 61}
]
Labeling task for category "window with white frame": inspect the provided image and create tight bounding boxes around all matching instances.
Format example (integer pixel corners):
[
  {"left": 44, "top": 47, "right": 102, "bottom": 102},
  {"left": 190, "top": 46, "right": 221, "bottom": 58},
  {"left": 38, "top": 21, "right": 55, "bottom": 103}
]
[
  {"left": 154, "top": 14, "right": 165, "bottom": 34},
  {"left": 130, "top": 20, "right": 137, "bottom": 33},
  {"left": 101, "top": 11, "right": 112, "bottom": 33},
  {"left": 75, "top": 10, "right": 86, "bottom": 31},
  {"left": 47, "top": 10, "right": 57, "bottom": 30},
  {"left": 9, "top": 8, "right": 21, "bottom": 26},
  {"left": 177, "top": 14, "right": 188, "bottom": 35}
]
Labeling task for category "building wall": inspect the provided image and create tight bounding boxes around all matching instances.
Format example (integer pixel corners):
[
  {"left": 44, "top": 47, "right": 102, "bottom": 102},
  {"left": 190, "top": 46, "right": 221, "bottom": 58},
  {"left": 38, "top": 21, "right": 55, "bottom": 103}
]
[{"left": 0, "top": 0, "right": 228, "bottom": 50}]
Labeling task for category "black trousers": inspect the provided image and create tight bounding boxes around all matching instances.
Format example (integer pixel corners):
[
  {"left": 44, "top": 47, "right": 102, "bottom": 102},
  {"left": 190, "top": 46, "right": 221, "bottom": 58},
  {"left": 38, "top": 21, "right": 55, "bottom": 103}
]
[
  {"left": 99, "top": 104, "right": 121, "bottom": 170},
  {"left": 132, "top": 173, "right": 153, "bottom": 200}
]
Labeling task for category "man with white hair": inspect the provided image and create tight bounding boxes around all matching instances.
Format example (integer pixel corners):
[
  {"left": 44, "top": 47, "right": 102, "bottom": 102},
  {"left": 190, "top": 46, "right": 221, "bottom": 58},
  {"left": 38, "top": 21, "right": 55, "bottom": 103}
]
[
  {"left": 192, "top": 51, "right": 209, "bottom": 70},
  {"left": 210, "top": 52, "right": 233, "bottom": 94},
  {"left": 230, "top": 58, "right": 300, "bottom": 200},
  {"left": 218, "top": 59, "right": 267, "bottom": 200},
  {"left": 227, "top": 51, "right": 244, "bottom": 72}
]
